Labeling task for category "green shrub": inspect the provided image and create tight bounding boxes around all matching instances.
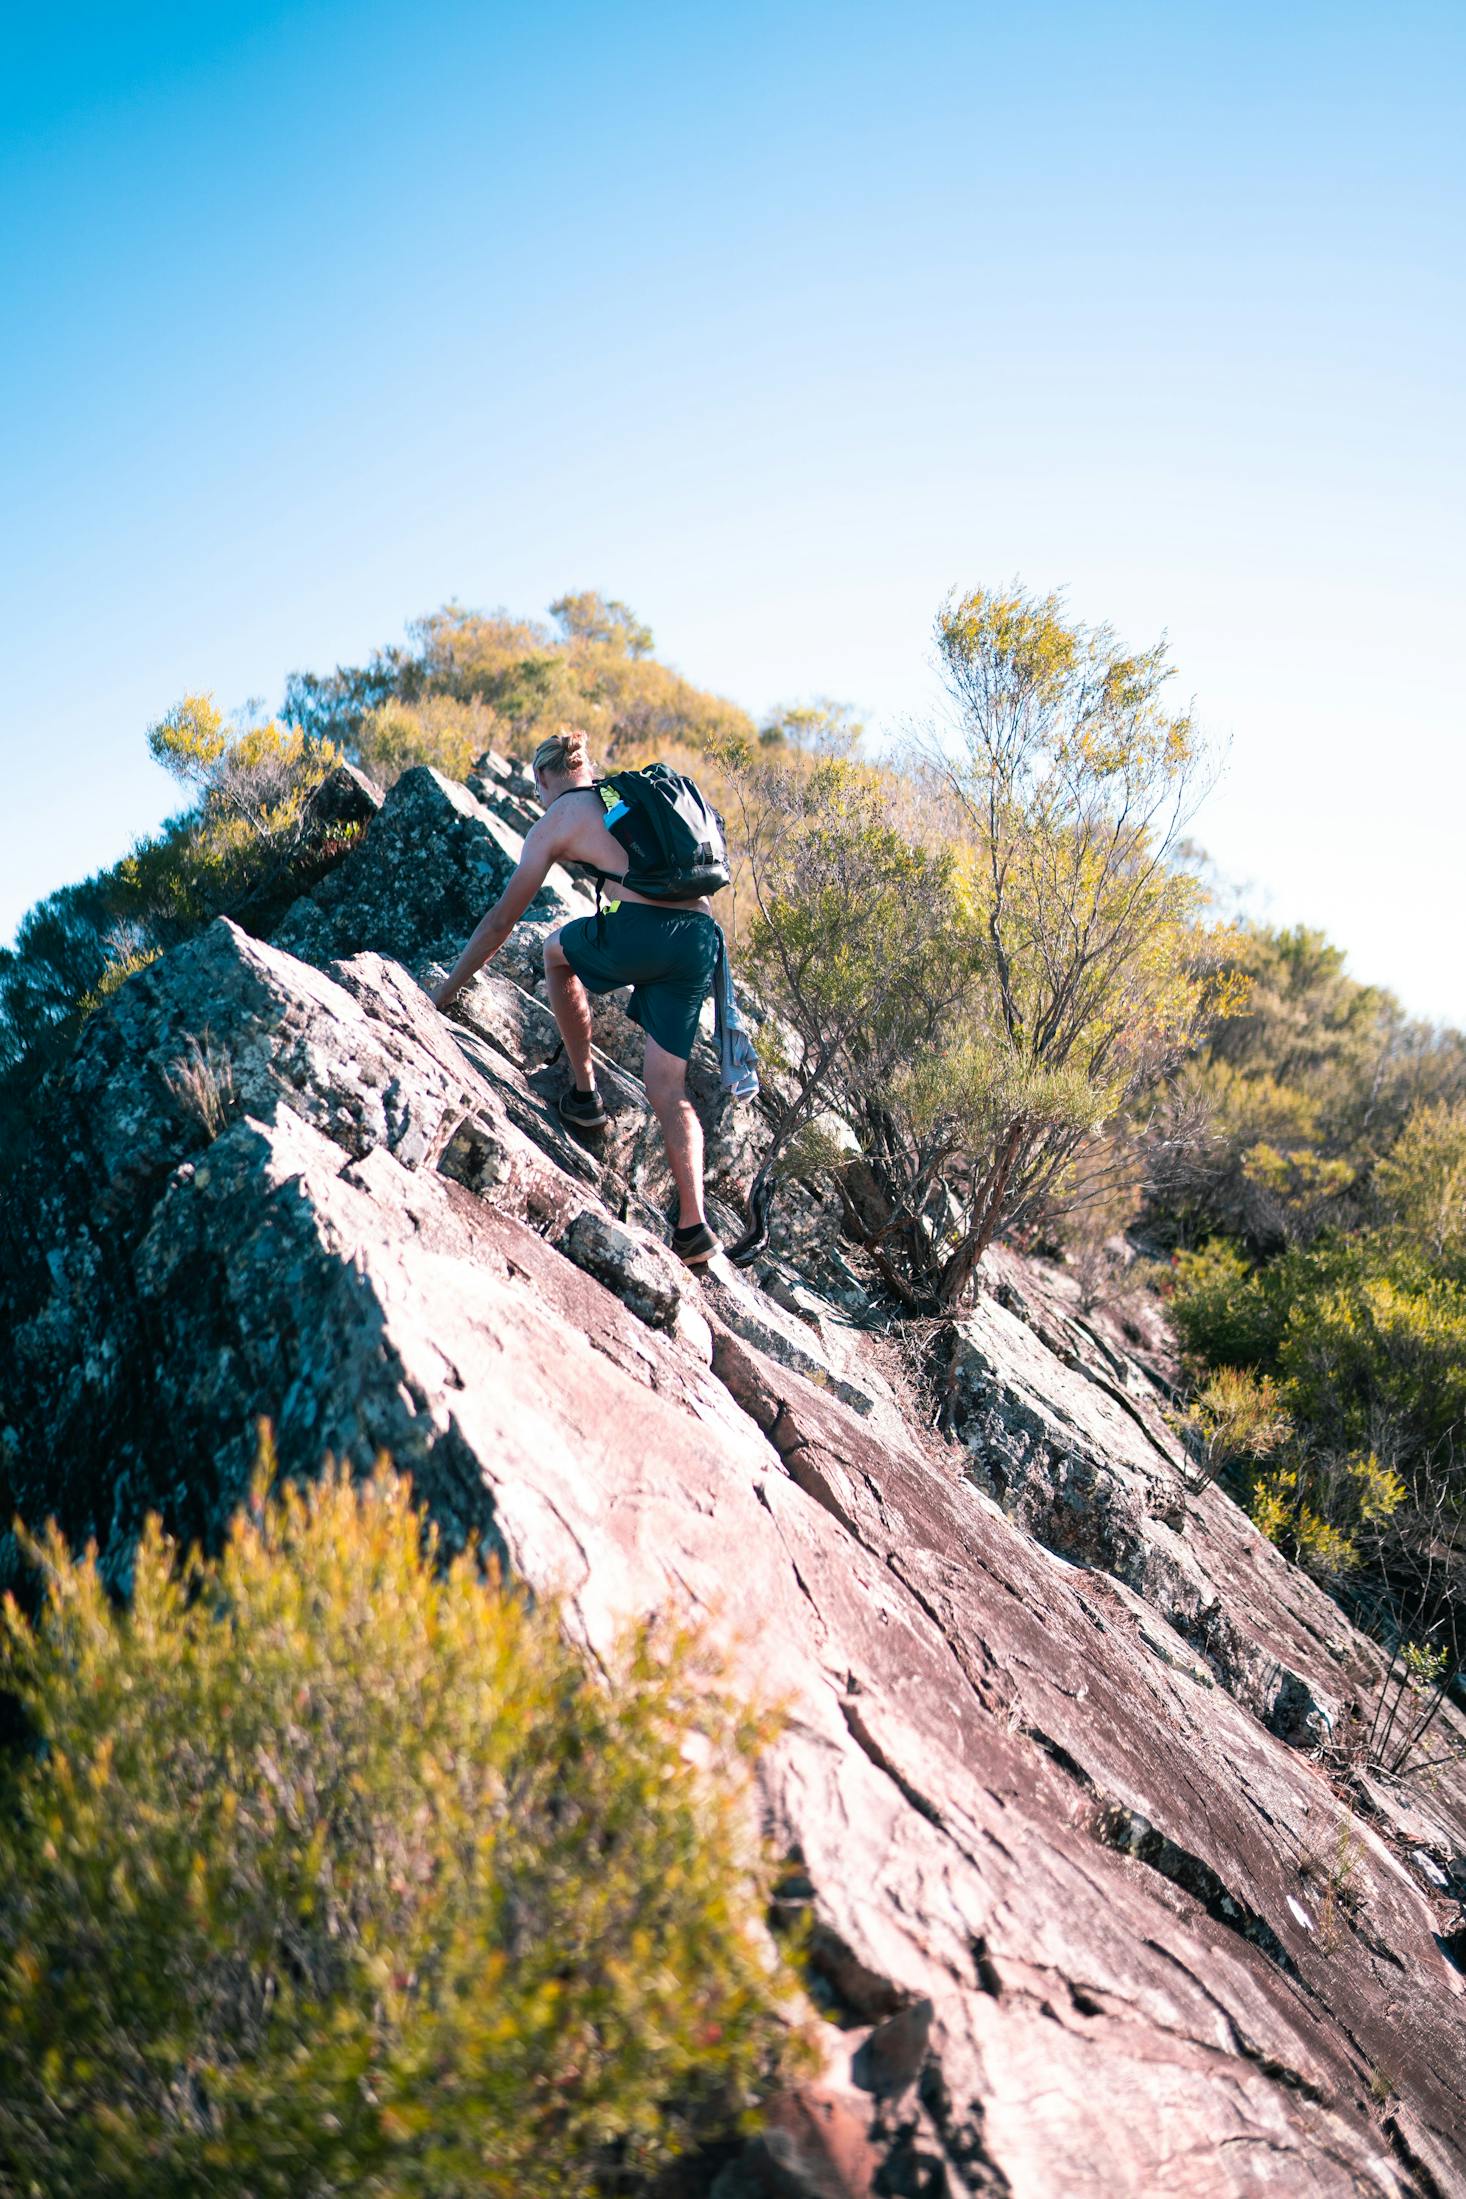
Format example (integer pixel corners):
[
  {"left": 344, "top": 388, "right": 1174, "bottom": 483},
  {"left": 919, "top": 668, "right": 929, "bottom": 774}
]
[
  {"left": 1165, "top": 1237, "right": 1290, "bottom": 1370},
  {"left": 1374, "top": 1098, "right": 1466, "bottom": 1274},
  {"left": 0, "top": 1452, "right": 804, "bottom": 2198},
  {"left": 1171, "top": 1364, "right": 1292, "bottom": 1492},
  {"left": 1171, "top": 1231, "right": 1458, "bottom": 1592},
  {"left": 283, "top": 600, "right": 756, "bottom": 768},
  {"left": 353, "top": 696, "right": 500, "bottom": 787},
  {"left": 1250, "top": 1450, "right": 1407, "bottom": 1581},
  {"left": 147, "top": 693, "right": 342, "bottom": 855},
  {"left": 1276, "top": 1266, "right": 1466, "bottom": 1463},
  {"left": 76, "top": 942, "right": 164, "bottom": 1020},
  {"left": 1147, "top": 919, "right": 1466, "bottom": 1255}
]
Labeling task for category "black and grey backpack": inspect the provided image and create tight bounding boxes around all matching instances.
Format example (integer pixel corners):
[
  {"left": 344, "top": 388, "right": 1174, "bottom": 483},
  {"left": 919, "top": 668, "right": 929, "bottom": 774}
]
[{"left": 596, "top": 764, "right": 730, "bottom": 901}]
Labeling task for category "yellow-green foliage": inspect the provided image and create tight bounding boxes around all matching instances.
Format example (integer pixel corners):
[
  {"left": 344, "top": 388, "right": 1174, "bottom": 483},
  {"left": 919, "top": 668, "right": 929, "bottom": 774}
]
[
  {"left": 146, "top": 689, "right": 232, "bottom": 781},
  {"left": 1250, "top": 1470, "right": 1357, "bottom": 1578},
  {"left": 1173, "top": 1365, "right": 1292, "bottom": 1489},
  {"left": 1403, "top": 1638, "right": 1451, "bottom": 1687},
  {"left": 1156, "top": 922, "right": 1466, "bottom": 1254},
  {"left": 1166, "top": 1238, "right": 1293, "bottom": 1370},
  {"left": 296, "top": 600, "right": 757, "bottom": 773},
  {"left": 0, "top": 1454, "right": 803, "bottom": 2199},
  {"left": 67, "top": 692, "right": 353, "bottom": 961},
  {"left": 353, "top": 696, "right": 500, "bottom": 788},
  {"left": 914, "top": 582, "right": 1242, "bottom": 1299},
  {"left": 1276, "top": 1263, "right": 1466, "bottom": 1462},
  {"left": 579, "top": 646, "right": 753, "bottom": 766},
  {"left": 728, "top": 584, "right": 1242, "bottom": 1306},
  {"left": 935, "top": 582, "right": 1202, "bottom": 788},
  {"left": 148, "top": 693, "right": 341, "bottom": 843},
  {"left": 741, "top": 755, "right": 963, "bottom": 1064},
  {"left": 733, "top": 752, "right": 975, "bottom": 1240},
  {"left": 1174, "top": 1230, "right": 1466, "bottom": 1447},
  {"left": 1191, "top": 1061, "right": 1325, "bottom": 1154},
  {"left": 549, "top": 591, "right": 654, "bottom": 658},
  {"left": 1241, "top": 1141, "right": 1355, "bottom": 1207},
  {"left": 76, "top": 944, "right": 163, "bottom": 1021},
  {"left": 1375, "top": 1099, "right": 1466, "bottom": 1271},
  {"left": 1158, "top": 1042, "right": 1359, "bottom": 1248},
  {"left": 414, "top": 606, "right": 588, "bottom": 742},
  {"left": 1251, "top": 1451, "right": 1406, "bottom": 1579},
  {"left": 1146, "top": 951, "right": 1465, "bottom": 1634},
  {"left": 757, "top": 701, "right": 863, "bottom": 757},
  {"left": 1169, "top": 1227, "right": 1466, "bottom": 1601},
  {"left": 900, "top": 1039, "right": 1112, "bottom": 1165}
]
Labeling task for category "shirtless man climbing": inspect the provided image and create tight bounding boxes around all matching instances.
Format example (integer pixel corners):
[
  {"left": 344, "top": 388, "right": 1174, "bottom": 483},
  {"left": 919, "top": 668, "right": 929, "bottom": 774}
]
[{"left": 428, "top": 728, "right": 721, "bottom": 1265}]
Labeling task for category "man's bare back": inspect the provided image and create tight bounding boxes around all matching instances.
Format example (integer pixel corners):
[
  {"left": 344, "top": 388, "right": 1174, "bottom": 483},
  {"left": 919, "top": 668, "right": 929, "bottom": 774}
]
[{"left": 533, "top": 789, "right": 714, "bottom": 916}]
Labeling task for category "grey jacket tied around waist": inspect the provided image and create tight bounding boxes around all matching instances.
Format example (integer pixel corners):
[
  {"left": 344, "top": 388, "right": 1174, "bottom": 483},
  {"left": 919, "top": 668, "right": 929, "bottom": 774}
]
[{"left": 712, "top": 930, "right": 759, "bottom": 1100}]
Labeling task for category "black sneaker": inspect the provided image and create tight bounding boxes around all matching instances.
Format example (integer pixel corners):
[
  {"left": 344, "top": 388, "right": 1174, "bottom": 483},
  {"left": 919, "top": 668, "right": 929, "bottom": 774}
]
[
  {"left": 558, "top": 1085, "right": 609, "bottom": 1133},
  {"left": 672, "top": 1220, "right": 720, "bottom": 1266}
]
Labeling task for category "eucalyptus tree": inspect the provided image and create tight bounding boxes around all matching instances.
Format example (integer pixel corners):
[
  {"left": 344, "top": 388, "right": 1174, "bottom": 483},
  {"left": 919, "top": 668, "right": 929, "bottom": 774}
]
[
  {"left": 900, "top": 582, "right": 1238, "bottom": 1303},
  {"left": 730, "top": 585, "right": 1241, "bottom": 1308}
]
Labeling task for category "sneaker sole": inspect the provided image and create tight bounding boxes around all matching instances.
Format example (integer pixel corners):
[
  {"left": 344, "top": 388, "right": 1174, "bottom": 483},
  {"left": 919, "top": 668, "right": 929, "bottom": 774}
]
[{"left": 557, "top": 1100, "right": 610, "bottom": 1134}]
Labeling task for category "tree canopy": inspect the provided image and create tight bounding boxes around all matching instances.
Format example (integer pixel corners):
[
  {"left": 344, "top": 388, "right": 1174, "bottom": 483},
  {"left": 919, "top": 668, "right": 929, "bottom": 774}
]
[
  {"left": 731, "top": 584, "right": 1241, "bottom": 1306},
  {"left": 283, "top": 598, "right": 751, "bottom": 784}
]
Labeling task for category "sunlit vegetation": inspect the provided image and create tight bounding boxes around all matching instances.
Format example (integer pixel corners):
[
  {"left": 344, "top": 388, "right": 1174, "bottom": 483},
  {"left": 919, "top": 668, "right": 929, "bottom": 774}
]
[
  {"left": 0, "top": 1448, "right": 805, "bottom": 2197},
  {"left": 1143, "top": 922, "right": 1466, "bottom": 1257},
  {"left": 1162, "top": 1093, "right": 1466, "bottom": 1665},
  {"left": 1146, "top": 898, "right": 1466, "bottom": 1661},
  {"left": 283, "top": 594, "right": 754, "bottom": 787},
  {"left": 728, "top": 584, "right": 1243, "bottom": 1305}
]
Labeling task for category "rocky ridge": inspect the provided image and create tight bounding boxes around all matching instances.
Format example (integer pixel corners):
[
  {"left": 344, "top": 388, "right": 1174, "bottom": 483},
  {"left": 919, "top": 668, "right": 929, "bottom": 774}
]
[{"left": 3, "top": 757, "right": 1464, "bottom": 2197}]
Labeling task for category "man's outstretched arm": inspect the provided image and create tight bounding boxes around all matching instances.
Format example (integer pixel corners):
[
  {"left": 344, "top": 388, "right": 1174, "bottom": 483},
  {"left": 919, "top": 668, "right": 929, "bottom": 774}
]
[{"left": 429, "top": 821, "right": 558, "bottom": 1007}]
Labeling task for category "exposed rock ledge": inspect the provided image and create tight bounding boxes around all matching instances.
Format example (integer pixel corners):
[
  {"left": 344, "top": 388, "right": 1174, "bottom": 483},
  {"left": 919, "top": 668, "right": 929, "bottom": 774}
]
[{"left": 2, "top": 762, "right": 1464, "bottom": 2197}]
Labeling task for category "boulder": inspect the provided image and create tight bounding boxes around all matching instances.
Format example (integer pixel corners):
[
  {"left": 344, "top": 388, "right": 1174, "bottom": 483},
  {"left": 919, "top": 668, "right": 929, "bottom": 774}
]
[
  {"left": 306, "top": 758, "right": 384, "bottom": 828},
  {"left": 560, "top": 1209, "right": 714, "bottom": 1359},
  {"left": 273, "top": 763, "right": 589, "bottom": 971}
]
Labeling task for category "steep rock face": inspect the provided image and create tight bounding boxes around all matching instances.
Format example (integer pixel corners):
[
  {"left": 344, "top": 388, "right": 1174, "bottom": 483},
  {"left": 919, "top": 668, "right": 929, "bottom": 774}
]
[
  {"left": 944, "top": 1277, "right": 1363, "bottom": 1747},
  {"left": 3, "top": 779, "right": 1465, "bottom": 2197}
]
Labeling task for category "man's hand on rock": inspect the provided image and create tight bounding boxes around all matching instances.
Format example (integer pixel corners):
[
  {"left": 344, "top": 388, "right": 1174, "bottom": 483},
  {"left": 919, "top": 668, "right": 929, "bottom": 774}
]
[{"left": 429, "top": 975, "right": 462, "bottom": 1011}]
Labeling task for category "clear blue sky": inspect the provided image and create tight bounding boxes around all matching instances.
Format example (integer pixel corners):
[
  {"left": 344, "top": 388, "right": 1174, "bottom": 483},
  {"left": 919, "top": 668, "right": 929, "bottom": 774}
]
[{"left": 4, "top": 0, "right": 1462, "bottom": 1024}]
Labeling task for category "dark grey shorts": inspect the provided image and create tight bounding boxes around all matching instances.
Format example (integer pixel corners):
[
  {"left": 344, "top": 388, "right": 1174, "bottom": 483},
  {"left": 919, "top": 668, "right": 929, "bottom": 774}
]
[{"left": 558, "top": 903, "right": 721, "bottom": 1059}]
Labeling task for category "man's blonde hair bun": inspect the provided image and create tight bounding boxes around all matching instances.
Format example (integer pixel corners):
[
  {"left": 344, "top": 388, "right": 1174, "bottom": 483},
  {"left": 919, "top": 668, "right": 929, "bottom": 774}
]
[{"left": 532, "top": 726, "right": 594, "bottom": 781}]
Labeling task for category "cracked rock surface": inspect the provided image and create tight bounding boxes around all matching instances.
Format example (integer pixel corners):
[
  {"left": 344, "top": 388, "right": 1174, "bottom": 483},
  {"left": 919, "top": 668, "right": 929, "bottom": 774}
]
[{"left": 3, "top": 766, "right": 1464, "bottom": 2196}]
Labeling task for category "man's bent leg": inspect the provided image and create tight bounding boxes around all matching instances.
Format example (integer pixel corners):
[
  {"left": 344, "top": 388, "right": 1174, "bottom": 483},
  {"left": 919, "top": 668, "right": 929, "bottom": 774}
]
[
  {"left": 642, "top": 1036, "right": 706, "bottom": 1229},
  {"left": 544, "top": 931, "right": 596, "bottom": 1090}
]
